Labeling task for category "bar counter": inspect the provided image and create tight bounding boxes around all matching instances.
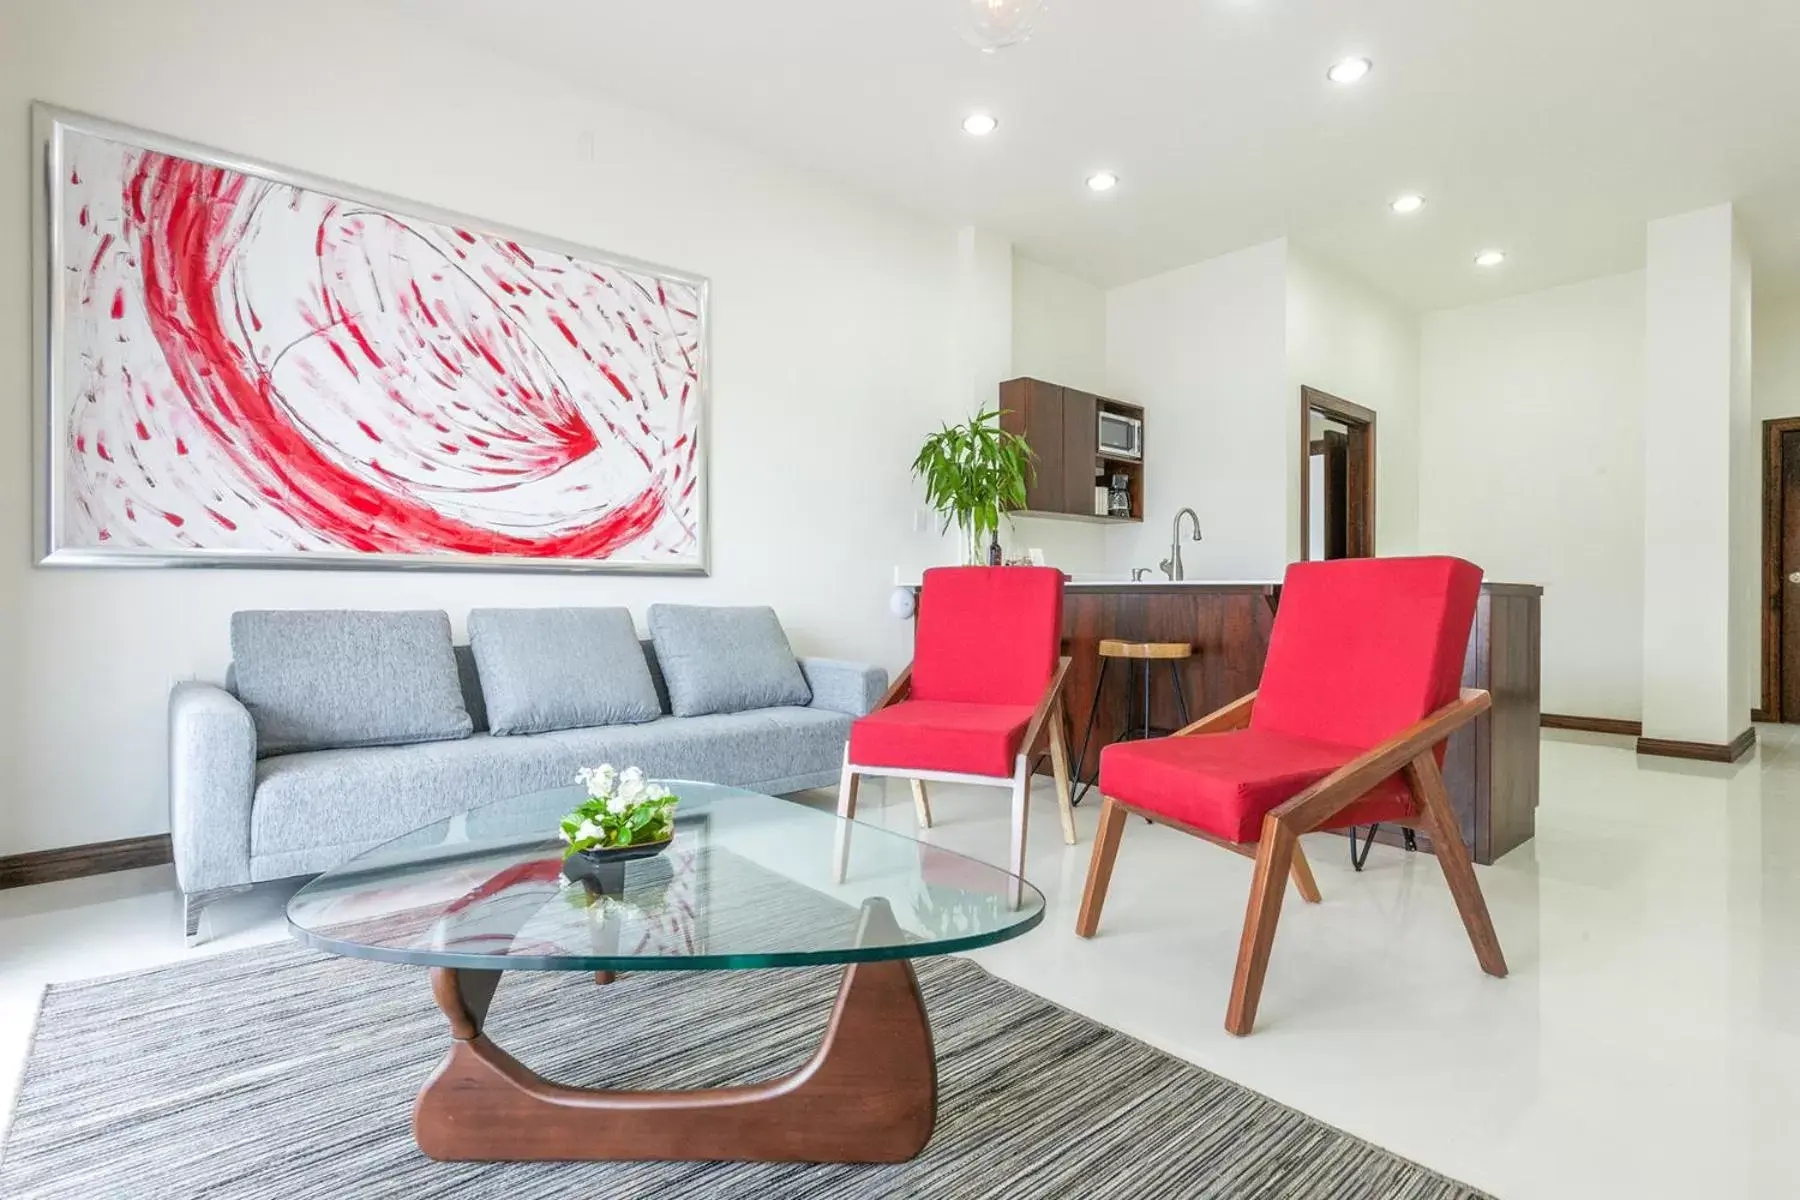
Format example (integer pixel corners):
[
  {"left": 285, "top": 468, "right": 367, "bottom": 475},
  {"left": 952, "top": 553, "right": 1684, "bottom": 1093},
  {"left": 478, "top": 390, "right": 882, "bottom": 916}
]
[{"left": 1051, "top": 579, "right": 1541, "bottom": 865}]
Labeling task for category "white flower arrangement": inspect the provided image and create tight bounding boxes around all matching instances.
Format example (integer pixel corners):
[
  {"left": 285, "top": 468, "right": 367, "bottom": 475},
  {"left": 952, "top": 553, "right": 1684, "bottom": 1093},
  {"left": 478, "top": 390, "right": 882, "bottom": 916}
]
[{"left": 560, "top": 764, "right": 678, "bottom": 857}]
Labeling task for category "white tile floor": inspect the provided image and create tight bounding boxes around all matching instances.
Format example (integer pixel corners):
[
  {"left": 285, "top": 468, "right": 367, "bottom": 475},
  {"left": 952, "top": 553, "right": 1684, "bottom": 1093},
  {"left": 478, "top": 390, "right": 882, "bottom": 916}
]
[{"left": 5, "top": 729, "right": 1800, "bottom": 1198}]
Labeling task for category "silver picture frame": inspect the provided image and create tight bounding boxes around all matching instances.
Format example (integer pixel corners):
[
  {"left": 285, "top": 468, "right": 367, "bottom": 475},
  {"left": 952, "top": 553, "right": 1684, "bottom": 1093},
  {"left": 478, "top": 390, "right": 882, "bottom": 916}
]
[{"left": 31, "top": 102, "right": 711, "bottom": 575}]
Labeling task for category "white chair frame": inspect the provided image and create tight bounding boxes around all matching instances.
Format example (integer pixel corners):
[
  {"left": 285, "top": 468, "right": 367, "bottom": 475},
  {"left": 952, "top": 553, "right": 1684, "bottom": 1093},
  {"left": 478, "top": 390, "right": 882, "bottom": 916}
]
[{"left": 836, "top": 657, "right": 1077, "bottom": 883}]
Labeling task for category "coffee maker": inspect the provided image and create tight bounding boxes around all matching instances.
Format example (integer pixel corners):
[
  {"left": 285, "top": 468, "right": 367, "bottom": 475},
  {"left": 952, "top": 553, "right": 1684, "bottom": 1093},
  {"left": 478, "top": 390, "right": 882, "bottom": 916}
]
[{"left": 1108, "top": 473, "right": 1132, "bottom": 519}]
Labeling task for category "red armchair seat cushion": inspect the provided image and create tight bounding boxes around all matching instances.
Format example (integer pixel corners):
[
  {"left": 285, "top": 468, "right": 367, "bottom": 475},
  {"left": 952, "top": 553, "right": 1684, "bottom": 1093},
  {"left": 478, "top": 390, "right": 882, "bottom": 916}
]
[
  {"left": 849, "top": 700, "right": 1037, "bottom": 778},
  {"left": 1098, "top": 728, "right": 1416, "bottom": 844}
]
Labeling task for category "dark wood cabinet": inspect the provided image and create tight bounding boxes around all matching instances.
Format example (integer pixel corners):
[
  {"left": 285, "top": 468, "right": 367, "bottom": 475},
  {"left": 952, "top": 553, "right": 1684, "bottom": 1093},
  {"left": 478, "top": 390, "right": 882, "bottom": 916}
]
[
  {"left": 999, "top": 378, "right": 1142, "bottom": 523},
  {"left": 999, "top": 379, "right": 1067, "bottom": 513}
]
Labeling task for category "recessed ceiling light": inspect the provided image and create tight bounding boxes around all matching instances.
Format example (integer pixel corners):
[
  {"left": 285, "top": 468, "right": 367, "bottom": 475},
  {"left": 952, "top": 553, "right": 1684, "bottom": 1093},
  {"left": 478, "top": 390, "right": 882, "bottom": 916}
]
[
  {"left": 1086, "top": 171, "right": 1119, "bottom": 192},
  {"left": 962, "top": 112, "right": 999, "bottom": 136},
  {"left": 1327, "top": 56, "right": 1373, "bottom": 85},
  {"left": 1390, "top": 193, "right": 1425, "bottom": 215},
  {"left": 1474, "top": 249, "right": 1507, "bottom": 268}
]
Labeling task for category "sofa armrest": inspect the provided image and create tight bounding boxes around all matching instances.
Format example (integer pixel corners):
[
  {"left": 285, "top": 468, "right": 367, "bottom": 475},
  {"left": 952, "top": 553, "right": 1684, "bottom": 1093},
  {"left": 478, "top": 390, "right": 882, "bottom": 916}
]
[
  {"left": 168, "top": 681, "right": 257, "bottom": 894},
  {"left": 800, "top": 658, "right": 889, "bottom": 718}
]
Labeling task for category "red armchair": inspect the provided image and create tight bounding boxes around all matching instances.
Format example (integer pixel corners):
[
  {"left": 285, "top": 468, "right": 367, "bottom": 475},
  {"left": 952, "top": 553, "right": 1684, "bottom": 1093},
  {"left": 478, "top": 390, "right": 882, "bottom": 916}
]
[
  {"left": 838, "top": 567, "right": 1076, "bottom": 883},
  {"left": 1075, "top": 556, "right": 1507, "bottom": 1036}
]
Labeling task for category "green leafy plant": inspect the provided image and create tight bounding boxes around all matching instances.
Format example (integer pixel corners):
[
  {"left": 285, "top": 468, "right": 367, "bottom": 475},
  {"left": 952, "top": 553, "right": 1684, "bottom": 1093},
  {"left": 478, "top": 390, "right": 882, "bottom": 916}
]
[
  {"left": 911, "top": 408, "right": 1035, "bottom": 561},
  {"left": 559, "top": 765, "right": 678, "bottom": 857}
]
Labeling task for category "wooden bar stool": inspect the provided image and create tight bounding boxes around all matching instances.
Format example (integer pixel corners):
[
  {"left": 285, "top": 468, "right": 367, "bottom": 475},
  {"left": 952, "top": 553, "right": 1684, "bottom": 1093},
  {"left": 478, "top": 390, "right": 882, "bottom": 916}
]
[{"left": 1072, "top": 639, "right": 1192, "bottom": 804}]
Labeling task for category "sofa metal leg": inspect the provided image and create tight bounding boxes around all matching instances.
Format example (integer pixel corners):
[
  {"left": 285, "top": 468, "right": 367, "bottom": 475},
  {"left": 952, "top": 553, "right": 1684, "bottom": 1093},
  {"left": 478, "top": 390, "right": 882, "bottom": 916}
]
[{"left": 183, "top": 885, "right": 251, "bottom": 947}]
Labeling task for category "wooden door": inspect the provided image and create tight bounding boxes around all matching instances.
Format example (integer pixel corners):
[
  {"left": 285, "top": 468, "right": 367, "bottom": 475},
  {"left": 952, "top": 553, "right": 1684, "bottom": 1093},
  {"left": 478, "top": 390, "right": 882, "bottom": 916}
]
[
  {"left": 1781, "top": 430, "right": 1800, "bottom": 719},
  {"left": 1061, "top": 390, "right": 1099, "bottom": 516},
  {"left": 999, "top": 379, "right": 1065, "bottom": 513}
]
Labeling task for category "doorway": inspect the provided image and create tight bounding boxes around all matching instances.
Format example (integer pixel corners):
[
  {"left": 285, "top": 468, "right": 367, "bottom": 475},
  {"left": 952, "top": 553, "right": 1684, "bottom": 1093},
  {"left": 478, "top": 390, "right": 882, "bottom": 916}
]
[
  {"left": 1760, "top": 417, "right": 1800, "bottom": 721},
  {"left": 1299, "top": 387, "right": 1376, "bottom": 560}
]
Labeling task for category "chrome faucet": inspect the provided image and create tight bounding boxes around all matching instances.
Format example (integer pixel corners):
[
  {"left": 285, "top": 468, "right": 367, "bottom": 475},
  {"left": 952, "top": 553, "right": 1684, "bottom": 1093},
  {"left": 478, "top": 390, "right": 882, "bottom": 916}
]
[{"left": 1160, "top": 507, "right": 1203, "bottom": 580}]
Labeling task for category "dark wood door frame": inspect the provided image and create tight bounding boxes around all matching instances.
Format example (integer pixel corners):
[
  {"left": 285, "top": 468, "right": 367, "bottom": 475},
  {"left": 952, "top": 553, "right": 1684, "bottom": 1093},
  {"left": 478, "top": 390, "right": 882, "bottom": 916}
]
[
  {"left": 1299, "top": 386, "right": 1377, "bottom": 560},
  {"left": 1760, "top": 417, "right": 1800, "bottom": 721}
]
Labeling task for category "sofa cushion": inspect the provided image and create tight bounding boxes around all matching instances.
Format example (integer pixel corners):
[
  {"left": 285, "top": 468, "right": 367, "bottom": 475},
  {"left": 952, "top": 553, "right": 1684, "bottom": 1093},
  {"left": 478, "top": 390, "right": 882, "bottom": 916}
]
[
  {"left": 469, "top": 608, "right": 661, "bottom": 735},
  {"left": 231, "top": 610, "right": 472, "bottom": 756},
  {"left": 250, "top": 733, "right": 573, "bottom": 858},
  {"left": 647, "top": 606, "right": 812, "bottom": 717},
  {"left": 453, "top": 644, "right": 489, "bottom": 733},
  {"left": 531, "top": 707, "right": 852, "bottom": 793}
]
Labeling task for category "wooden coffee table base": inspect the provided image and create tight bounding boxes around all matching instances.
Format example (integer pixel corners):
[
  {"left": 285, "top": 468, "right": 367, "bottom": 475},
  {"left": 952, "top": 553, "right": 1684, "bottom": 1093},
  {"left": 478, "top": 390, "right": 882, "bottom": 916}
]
[{"left": 413, "top": 954, "right": 938, "bottom": 1163}]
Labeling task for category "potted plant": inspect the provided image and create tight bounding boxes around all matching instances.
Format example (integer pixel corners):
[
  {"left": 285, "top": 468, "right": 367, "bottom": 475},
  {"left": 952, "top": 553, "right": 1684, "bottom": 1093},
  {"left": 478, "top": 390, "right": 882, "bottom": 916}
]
[
  {"left": 560, "top": 764, "right": 679, "bottom": 868},
  {"left": 911, "top": 408, "right": 1035, "bottom": 565}
]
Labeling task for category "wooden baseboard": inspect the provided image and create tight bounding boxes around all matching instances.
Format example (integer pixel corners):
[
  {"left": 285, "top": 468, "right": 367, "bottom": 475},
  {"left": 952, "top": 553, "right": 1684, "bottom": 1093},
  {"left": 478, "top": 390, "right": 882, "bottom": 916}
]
[
  {"left": 0, "top": 834, "right": 173, "bottom": 890},
  {"left": 1635, "top": 727, "right": 1758, "bottom": 764},
  {"left": 1752, "top": 707, "right": 1774, "bottom": 723},
  {"left": 1541, "top": 713, "right": 1643, "bottom": 737}
]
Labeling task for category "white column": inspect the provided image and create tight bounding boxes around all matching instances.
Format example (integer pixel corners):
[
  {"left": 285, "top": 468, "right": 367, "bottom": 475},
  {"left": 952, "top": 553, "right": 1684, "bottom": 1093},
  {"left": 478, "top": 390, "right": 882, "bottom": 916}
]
[{"left": 1640, "top": 203, "right": 1754, "bottom": 746}]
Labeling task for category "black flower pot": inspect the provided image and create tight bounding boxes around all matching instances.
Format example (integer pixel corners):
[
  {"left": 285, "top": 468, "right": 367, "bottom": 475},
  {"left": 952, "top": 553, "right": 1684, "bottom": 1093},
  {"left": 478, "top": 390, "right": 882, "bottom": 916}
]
[{"left": 561, "top": 838, "right": 672, "bottom": 894}]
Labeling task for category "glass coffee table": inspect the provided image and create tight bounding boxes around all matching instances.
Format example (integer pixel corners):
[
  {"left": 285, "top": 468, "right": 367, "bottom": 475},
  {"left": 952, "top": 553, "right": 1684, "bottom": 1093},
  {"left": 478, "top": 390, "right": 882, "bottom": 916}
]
[{"left": 287, "top": 781, "right": 1044, "bottom": 1164}]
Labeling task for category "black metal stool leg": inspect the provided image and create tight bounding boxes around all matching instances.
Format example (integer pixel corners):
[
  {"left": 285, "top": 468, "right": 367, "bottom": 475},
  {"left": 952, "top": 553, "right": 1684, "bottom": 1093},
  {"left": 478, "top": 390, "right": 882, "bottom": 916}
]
[
  {"left": 1168, "top": 660, "right": 1190, "bottom": 728},
  {"left": 1139, "top": 660, "right": 1153, "bottom": 740},
  {"left": 1350, "top": 823, "right": 1380, "bottom": 872},
  {"left": 1070, "top": 659, "right": 1110, "bottom": 806}
]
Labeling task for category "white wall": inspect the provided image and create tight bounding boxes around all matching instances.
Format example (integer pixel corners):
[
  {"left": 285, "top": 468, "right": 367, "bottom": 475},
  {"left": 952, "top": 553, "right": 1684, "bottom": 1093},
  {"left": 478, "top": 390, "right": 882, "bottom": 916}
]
[
  {"left": 1104, "top": 241, "right": 1291, "bottom": 579},
  {"left": 1007, "top": 253, "right": 1109, "bottom": 573},
  {"left": 1418, "top": 273, "right": 1647, "bottom": 719},
  {"left": 1755, "top": 298, "right": 1800, "bottom": 422},
  {"left": 1731, "top": 232, "right": 1759, "bottom": 725},
  {"left": 1012, "top": 254, "right": 1108, "bottom": 395},
  {"left": 0, "top": 0, "right": 976, "bottom": 854},
  {"left": 1286, "top": 250, "right": 1422, "bottom": 559}
]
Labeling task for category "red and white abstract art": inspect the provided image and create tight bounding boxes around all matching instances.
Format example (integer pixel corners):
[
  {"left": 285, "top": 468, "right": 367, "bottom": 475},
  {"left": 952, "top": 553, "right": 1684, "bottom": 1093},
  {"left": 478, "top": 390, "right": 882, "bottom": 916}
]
[{"left": 37, "top": 109, "right": 707, "bottom": 572}]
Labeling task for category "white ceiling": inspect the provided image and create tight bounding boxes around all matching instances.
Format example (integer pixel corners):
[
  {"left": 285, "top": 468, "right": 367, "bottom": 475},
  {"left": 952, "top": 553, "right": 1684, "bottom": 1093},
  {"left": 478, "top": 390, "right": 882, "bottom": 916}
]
[{"left": 396, "top": 0, "right": 1800, "bottom": 311}]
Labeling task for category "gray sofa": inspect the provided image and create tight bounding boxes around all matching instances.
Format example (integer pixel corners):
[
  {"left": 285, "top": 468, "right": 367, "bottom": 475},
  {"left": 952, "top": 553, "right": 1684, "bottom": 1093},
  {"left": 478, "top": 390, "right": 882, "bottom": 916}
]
[{"left": 169, "top": 606, "right": 885, "bottom": 942}]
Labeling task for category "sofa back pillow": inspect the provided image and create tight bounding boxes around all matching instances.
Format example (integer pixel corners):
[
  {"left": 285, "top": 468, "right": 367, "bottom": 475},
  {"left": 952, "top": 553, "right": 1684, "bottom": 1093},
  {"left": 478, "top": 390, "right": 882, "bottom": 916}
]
[
  {"left": 470, "top": 607, "right": 662, "bottom": 735},
  {"left": 647, "top": 605, "right": 812, "bottom": 717},
  {"left": 231, "top": 610, "right": 473, "bottom": 756}
]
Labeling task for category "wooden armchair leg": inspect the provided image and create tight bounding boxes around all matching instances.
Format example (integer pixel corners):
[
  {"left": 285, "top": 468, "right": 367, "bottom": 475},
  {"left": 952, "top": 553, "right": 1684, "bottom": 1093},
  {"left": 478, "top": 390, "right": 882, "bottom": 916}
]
[
  {"left": 1288, "top": 841, "right": 1322, "bottom": 904},
  {"left": 1075, "top": 795, "right": 1128, "bottom": 937},
  {"left": 1008, "top": 760, "right": 1031, "bottom": 885},
  {"left": 1405, "top": 754, "right": 1507, "bottom": 978},
  {"left": 910, "top": 779, "right": 933, "bottom": 829},
  {"left": 1226, "top": 818, "right": 1298, "bottom": 1036}
]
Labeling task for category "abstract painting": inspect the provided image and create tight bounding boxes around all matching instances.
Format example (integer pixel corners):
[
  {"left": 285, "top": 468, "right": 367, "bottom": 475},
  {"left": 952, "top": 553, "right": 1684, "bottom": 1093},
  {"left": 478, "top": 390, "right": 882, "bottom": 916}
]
[{"left": 33, "top": 106, "right": 708, "bottom": 573}]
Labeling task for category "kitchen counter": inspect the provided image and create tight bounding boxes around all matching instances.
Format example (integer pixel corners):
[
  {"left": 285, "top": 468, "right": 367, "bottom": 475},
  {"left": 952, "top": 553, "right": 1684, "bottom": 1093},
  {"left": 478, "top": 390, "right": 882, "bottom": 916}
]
[
  {"left": 1057, "top": 578, "right": 1543, "bottom": 595},
  {"left": 1061, "top": 580, "right": 1277, "bottom": 593},
  {"left": 1050, "top": 579, "right": 1540, "bottom": 865},
  {"left": 897, "top": 573, "right": 1542, "bottom": 862}
]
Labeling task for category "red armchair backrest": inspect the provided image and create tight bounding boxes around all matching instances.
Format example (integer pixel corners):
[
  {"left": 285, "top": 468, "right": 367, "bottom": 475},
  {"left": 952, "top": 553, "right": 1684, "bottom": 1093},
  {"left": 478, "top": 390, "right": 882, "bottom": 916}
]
[
  {"left": 1251, "top": 556, "right": 1483, "bottom": 751},
  {"left": 912, "top": 567, "right": 1065, "bottom": 707}
]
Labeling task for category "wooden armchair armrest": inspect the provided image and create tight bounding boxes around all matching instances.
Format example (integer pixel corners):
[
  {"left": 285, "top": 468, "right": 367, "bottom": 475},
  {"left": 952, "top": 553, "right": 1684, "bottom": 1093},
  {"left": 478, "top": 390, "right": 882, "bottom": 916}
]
[
  {"left": 1270, "top": 688, "right": 1492, "bottom": 834},
  {"left": 871, "top": 664, "right": 913, "bottom": 712},
  {"left": 1174, "top": 690, "right": 1257, "bottom": 737},
  {"left": 1021, "top": 656, "right": 1073, "bottom": 754}
]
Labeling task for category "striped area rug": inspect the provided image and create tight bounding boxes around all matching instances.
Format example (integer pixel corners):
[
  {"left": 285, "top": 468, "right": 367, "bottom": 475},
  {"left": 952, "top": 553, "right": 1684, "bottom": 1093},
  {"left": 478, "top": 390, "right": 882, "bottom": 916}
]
[{"left": 0, "top": 943, "right": 1488, "bottom": 1199}]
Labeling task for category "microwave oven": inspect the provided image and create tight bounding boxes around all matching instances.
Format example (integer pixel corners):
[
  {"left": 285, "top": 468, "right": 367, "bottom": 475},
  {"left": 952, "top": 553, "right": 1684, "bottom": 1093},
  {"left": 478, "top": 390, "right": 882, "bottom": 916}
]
[{"left": 1097, "top": 411, "right": 1142, "bottom": 459}]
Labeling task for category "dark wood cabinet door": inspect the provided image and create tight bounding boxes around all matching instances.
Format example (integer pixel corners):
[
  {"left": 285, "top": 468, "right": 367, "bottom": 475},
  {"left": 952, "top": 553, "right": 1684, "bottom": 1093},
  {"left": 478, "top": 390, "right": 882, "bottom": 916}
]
[
  {"left": 1322, "top": 430, "right": 1349, "bottom": 559},
  {"left": 1000, "top": 379, "right": 1066, "bottom": 513},
  {"left": 1781, "top": 430, "right": 1800, "bottom": 719},
  {"left": 1061, "top": 390, "right": 1099, "bottom": 516}
]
